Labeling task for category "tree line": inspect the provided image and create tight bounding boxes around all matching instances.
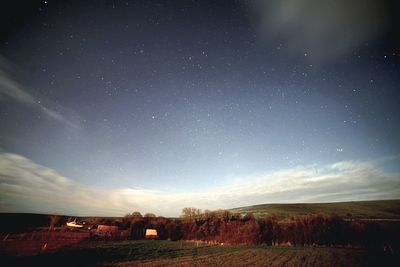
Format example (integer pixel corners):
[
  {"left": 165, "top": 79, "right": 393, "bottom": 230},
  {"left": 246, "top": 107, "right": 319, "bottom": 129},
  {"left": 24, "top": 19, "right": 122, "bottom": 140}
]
[{"left": 114, "top": 208, "right": 399, "bottom": 250}]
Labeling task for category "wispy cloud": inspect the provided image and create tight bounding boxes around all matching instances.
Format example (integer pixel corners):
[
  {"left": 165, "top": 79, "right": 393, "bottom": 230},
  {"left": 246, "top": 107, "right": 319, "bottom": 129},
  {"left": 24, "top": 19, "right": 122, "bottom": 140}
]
[
  {"left": 0, "top": 152, "right": 399, "bottom": 217},
  {"left": 0, "top": 56, "right": 81, "bottom": 130},
  {"left": 246, "top": 0, "right": 389, "bottom": 63}
]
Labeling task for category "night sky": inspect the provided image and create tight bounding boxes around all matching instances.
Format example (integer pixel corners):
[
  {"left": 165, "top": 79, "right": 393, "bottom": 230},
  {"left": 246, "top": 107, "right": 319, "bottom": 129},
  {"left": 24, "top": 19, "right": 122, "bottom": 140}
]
[{"left": 1, "top": 0, "right": 400, "bottom": 216}]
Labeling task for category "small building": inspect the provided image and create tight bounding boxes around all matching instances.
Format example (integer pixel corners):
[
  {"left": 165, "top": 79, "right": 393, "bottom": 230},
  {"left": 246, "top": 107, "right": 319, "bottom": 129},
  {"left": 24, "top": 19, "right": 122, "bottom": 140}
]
[
  {"left": 66, "top": 220, "right": 84, "bottom": 228},
  {"left": 145, "top": 229, "right": 158, "bottom": 239}
]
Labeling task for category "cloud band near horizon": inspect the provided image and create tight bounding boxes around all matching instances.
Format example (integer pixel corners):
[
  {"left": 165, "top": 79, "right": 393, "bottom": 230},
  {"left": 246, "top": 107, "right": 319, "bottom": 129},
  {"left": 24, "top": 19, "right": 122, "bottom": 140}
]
[{"left": 0, "top": 152, "right": 399, "bottom": 217}]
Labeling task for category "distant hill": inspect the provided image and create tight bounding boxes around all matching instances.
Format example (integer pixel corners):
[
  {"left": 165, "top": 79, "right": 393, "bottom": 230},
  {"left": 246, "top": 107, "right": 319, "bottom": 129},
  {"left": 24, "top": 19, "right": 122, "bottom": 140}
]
[{"left": 228, "top": 200, "right": 400, "bottom": 220}]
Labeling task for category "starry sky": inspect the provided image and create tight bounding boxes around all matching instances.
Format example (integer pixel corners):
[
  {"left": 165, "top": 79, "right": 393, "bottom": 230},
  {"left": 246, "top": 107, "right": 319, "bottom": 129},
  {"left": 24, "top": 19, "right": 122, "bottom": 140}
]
[{"left": 0, "top": 0, "right": 400, "bottom": 216}]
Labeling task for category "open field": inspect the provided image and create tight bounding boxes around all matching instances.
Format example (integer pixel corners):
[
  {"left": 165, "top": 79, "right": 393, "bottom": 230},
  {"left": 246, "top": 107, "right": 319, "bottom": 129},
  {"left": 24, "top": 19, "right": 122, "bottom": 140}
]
[
  {"left": 0, "top": 231, "right": 89, "bottom": 256},
  {"left": 229, "top": 200, "right": 400, "bottom": 220},
  {"left": 2, "top": 240, "right": 399, "bottom": 267}
]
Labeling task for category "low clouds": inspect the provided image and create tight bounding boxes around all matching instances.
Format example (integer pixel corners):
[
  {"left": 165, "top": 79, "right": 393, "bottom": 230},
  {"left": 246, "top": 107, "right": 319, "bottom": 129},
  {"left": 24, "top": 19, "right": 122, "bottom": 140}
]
[
  {"left": 0, "top": 152, "right": 399, "bottom": 217},
  {"left": 247, "top": 0, "right": 391, "bottom": 62},
  {"left": 0, "top": 56, "right": 81, "bottom": 129}
]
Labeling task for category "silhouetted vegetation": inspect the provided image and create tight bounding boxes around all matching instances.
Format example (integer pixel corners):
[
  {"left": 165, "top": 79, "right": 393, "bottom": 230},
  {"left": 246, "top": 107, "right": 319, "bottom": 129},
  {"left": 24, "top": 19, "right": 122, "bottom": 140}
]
[
  {"left": 1, "top": 204, "right": 399, "bottom": 255},
  {"left": 118, "top": 208, "right": 400, "bottom": 253},
  {"left": 1, "top": 209, "right": 400, "bottom": 267}
]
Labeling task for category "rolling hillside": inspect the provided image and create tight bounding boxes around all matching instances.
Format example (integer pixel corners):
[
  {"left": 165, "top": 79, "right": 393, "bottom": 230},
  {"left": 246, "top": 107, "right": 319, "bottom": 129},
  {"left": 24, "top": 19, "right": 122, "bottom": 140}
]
[{"left": 228, "top": 199, "right": 400, "bottom": 220}]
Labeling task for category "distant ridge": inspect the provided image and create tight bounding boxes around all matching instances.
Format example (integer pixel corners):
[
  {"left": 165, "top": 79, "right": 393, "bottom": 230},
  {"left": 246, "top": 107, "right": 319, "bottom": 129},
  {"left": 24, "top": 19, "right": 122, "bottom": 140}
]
[{"left": 228, "top": 199, "right": 400, "bottom": 220}]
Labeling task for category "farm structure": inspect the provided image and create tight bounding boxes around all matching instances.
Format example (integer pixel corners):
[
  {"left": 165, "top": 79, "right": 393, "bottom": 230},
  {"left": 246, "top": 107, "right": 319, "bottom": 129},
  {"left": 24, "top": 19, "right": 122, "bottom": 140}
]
[
  {"left": 145, "top": 229, "right": 158, "bottom": 239},
  {"left": 93, "top": 225, "right": 131, "bottom": 239}
]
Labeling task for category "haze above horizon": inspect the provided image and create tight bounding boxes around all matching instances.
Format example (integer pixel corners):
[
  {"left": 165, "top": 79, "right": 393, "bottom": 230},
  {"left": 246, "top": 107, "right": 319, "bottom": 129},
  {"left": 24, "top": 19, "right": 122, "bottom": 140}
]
[{"left": 1, "top": 0, "right": 400, "bottom": 216}]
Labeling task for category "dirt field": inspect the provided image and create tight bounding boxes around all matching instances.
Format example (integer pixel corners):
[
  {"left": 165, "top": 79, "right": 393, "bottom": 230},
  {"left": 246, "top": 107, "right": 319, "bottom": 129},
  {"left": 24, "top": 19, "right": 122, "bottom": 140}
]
[
  {"left": 2, "top": 239, "right": 398, "bottom": 267},
  {"left": 0, "top": 231, "right": 89, "bottom": 256}
]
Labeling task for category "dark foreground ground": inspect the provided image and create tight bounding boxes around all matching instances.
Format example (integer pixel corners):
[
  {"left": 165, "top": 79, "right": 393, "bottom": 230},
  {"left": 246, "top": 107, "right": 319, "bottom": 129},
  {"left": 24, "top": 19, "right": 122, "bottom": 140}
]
[{"left": 2, "top": 239, "right": 399, "bottom": 267}]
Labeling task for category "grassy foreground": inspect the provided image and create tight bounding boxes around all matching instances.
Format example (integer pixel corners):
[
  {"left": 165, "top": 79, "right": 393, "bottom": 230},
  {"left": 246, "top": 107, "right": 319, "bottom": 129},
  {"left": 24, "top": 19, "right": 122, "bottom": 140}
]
[
  {"left": 3, "top": 240, "right": 398, "bottom": 267},
  {"left": 229, "top": 199, "right": 400, "bottom": 220}
]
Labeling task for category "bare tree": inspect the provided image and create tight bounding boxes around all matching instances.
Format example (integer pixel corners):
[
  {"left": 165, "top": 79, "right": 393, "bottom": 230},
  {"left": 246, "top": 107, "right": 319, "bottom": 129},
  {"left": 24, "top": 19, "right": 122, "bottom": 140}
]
[
  {"left": 48, "top": 215, "right": 59, "bottom": 231},
  {"left": 181, "top": 207, "right": 201, "bottom": 220},
  {"left": 131, "top": 211, "right": 143, "bottom": 219}
]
